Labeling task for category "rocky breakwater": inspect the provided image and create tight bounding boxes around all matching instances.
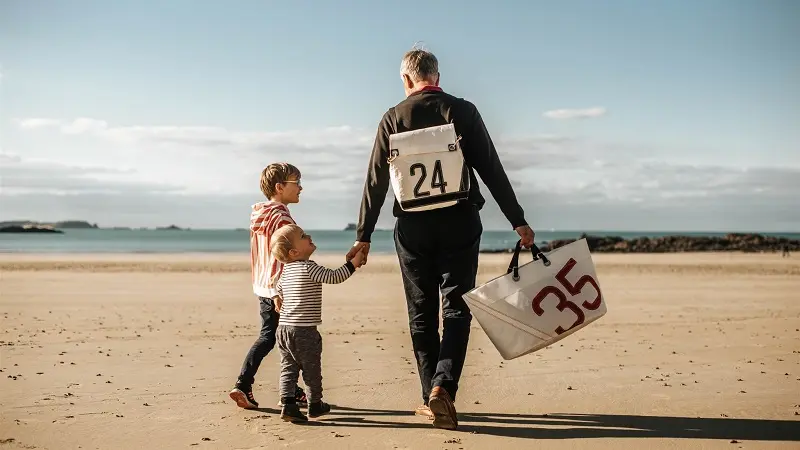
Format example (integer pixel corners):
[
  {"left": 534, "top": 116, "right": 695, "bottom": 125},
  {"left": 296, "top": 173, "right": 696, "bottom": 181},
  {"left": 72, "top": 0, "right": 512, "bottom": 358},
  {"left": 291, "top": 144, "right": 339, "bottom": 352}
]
[
  {"left": 0, "top": 224, "right": 63, "bottom": 234},
  {"left": 538, "top": 233, "right": 799, "bottom": 253}
]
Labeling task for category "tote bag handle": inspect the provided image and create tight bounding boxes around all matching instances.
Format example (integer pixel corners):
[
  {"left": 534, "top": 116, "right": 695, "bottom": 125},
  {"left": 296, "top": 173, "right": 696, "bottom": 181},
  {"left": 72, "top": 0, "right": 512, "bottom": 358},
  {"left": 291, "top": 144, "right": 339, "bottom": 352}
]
[{"left": 506, "top": 239, "right": 551, "bottom": 282}]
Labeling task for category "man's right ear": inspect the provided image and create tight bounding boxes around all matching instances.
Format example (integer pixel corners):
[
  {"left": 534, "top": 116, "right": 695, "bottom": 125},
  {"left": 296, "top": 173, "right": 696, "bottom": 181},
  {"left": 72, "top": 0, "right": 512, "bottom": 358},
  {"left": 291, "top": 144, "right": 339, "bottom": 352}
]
[{"left": 401, "top": 73, "right": 413, "bottom": 89}]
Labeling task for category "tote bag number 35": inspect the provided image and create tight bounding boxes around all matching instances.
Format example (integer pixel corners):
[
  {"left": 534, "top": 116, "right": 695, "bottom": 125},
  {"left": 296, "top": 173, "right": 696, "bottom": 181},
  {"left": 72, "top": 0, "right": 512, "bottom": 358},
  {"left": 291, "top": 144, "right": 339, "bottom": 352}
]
[{"left": 463, "top": 238, "right": 608, "bottom": 360}]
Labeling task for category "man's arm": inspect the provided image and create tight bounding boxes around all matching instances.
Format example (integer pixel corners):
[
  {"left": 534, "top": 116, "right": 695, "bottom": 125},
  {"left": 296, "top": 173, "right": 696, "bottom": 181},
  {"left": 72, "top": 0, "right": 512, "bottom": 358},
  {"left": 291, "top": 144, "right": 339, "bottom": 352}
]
[
  {"left": 464, "top": 104, "right": 528, "bottom": 229},
  {"left": 355, "top": 110, "right": 393, "bottom": 243}
]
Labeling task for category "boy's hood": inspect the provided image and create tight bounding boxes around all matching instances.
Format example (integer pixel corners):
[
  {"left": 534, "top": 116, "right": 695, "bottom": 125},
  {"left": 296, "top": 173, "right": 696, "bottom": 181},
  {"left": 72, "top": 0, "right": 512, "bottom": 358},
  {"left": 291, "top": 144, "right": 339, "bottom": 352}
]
[{"left": 249, "top": 201, "right": 287, "bottom": 233}]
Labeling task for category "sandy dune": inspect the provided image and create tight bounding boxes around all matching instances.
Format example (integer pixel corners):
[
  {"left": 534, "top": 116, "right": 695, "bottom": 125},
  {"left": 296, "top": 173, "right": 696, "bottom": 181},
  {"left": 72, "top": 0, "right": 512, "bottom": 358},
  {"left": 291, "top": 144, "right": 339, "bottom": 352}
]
[{"left": 1, "top": 252, "right": 799, "bottom": 449}]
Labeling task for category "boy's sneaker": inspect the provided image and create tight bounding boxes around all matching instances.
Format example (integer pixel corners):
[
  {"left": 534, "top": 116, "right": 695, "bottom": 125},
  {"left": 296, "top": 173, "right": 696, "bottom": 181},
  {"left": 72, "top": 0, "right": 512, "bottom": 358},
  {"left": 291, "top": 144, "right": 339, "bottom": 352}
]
[
  {"left": 277, "top": 386, "right": 308, "bottom": 407},
  {"left": 280, "top": 403, "right": 308, "bottom": 423},
  {"left": 229, "top": 386, "right": 259, "bottom": 409},
  {"left": 308, "top": 401, "right": 331, "bottom": 418}
]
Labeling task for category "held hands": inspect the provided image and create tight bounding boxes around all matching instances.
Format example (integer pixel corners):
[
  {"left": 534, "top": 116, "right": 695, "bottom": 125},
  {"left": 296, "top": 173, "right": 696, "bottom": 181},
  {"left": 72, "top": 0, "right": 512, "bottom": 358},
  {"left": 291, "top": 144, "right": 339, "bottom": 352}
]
[
  {"left": 515, "top": 225, "right": 535, "bottom": 248},
  {"left": 346, "top": 241, "right": 371, "bottom": 266},
  {"left": 350, "top": 249, "right": 366, "bottom": 268}
]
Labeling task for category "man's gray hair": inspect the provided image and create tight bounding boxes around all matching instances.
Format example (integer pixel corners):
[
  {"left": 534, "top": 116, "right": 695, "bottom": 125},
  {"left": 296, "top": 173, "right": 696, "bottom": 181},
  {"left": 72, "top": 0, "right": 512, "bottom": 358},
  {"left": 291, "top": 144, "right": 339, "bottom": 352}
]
[{"left": 400, "top": 47, "right": 439, "bottom": 82}]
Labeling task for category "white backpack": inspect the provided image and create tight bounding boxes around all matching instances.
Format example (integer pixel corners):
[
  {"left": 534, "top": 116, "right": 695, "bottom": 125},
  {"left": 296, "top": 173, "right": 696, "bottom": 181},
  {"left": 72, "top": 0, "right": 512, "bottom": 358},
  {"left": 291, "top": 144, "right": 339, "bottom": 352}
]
[{"left": 387, "top": 123, "right": 471, "bottom": 212}]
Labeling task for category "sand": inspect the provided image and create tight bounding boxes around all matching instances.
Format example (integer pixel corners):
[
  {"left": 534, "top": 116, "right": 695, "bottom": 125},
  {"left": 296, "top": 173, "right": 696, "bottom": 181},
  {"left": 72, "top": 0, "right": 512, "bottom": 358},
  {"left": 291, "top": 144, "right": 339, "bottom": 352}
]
[{"left": 1, "top": 251, "right": 798, "bottom": 449}]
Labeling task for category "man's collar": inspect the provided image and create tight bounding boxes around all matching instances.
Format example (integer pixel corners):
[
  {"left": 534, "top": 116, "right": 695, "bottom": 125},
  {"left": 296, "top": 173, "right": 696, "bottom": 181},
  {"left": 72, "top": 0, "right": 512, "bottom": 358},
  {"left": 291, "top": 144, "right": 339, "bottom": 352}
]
[{"left": 410, "top": 85, "right": 443, "bottom": 96}]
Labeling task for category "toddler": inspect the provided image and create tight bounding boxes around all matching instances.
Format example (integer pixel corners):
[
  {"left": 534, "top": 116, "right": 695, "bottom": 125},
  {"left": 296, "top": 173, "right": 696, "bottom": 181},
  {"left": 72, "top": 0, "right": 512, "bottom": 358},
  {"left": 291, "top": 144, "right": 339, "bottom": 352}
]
[{"left": 270, "top": 224, "right": 365, "bottom": 422}]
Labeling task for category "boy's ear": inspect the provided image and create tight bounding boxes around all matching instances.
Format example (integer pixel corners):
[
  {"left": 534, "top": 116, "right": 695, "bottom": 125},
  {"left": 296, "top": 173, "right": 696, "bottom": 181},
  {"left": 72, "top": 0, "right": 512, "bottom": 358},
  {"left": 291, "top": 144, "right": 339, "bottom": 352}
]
[
  {"left": 288, "top": 248, "right": 299, "bottom": 258},
  {"left": 274, "top": 182, "right": 283, "bottom": 195}
]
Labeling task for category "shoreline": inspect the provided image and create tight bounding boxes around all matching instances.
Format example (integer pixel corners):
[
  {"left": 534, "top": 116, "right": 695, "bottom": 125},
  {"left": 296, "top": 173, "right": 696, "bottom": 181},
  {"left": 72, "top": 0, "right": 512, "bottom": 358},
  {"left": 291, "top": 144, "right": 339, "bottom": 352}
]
[
  {"left": 3, "top": 232, "right": 797, "bottom": 255},
  {"left": 1, "top": 252, "right": 796, "bottom": 276}
]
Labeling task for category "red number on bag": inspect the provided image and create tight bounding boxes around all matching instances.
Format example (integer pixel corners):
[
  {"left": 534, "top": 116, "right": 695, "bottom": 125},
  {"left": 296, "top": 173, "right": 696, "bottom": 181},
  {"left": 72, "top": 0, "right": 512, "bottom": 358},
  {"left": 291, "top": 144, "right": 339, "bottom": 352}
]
[
  {"left": 532, "top": 286, "right": 585, "bottom": 335},
  {"left": 531, "top": 257, "right": 602, "bottom": 335},
  {"left": 554, "top": 258, "right": 602, "bottom": 310}
]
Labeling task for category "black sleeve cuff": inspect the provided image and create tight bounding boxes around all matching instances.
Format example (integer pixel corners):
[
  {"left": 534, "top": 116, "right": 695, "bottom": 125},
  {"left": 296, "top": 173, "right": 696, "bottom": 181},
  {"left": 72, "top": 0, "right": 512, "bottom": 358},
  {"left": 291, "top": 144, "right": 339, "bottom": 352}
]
[
  {"left": 344, "top": 261, "right": 356, "bottom": 273},
  {"left": 511, "top": 217, "right": 528, "bottom": 229}
]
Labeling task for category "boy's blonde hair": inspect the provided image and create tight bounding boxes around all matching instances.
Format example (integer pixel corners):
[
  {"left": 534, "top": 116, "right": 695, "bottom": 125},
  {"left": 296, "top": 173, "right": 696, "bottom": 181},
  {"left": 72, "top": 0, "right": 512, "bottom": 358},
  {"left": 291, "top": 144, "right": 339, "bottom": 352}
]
[{"left": 260, "top": 163, "right": 301, "bottom": 199}]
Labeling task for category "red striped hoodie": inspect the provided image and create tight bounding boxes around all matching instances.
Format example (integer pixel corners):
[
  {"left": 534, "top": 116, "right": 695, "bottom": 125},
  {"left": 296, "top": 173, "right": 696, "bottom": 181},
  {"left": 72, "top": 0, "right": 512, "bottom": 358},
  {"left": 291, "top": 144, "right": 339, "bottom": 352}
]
[{"left": 249, "top": 201, "right": 295, "bottom": 298}]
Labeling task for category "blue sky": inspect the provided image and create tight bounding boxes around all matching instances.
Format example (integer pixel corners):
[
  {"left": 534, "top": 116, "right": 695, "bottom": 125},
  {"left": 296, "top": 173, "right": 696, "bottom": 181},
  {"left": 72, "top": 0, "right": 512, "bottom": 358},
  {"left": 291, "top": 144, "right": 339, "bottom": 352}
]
[{"left": 1, "top": 0, "right": 798, "bottom": 231}]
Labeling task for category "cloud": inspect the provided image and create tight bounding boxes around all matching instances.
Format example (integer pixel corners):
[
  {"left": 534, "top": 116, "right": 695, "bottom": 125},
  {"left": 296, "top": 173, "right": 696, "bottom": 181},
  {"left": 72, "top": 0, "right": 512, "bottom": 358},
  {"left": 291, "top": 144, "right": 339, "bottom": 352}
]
[
  {"left": 543, "top": 107, "right": 607, "bottom": 120},
  {"left": 12, "top": 118, "right": 373, "bottom": 150},
  {"left": 13, "top": 118, "right": 64, "bottom": 129},
  {"left": 6, "top": 117, "right": 799, "bottom": 231},
  {"left": 0, "top": 151, "right": 183, "bottom": 195}
]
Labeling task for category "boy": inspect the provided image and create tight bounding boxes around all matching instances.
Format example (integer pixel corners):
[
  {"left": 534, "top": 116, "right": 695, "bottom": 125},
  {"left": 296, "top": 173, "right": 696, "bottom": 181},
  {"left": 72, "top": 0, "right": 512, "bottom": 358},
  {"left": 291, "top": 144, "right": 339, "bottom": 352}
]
[
  {"left": 229, "top": 163, "right": 308, "bottom": 410},
  {"left": 269, "top": 224, "right": 365, "bottom": 422}
]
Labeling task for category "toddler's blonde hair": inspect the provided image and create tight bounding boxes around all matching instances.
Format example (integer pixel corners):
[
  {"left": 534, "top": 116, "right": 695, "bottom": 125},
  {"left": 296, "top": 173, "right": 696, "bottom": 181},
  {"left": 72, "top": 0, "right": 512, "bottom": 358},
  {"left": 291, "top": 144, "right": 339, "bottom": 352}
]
[{"left": 269, "top": 224, "right": 302, "bottom": 288}]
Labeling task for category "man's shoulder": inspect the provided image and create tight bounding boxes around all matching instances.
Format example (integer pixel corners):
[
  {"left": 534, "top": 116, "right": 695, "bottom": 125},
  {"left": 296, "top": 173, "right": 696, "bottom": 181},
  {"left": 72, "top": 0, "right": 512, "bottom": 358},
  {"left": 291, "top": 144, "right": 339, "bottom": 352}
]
[{"left": 444, "top": 93, "right": 479, "bottom": 114}]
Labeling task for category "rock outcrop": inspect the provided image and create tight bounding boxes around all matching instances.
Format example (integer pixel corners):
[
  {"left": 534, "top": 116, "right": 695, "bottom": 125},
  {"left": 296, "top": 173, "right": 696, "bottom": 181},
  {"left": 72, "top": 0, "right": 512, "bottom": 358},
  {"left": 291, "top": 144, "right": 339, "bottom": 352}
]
[
  {"left": 482, "top": 233, "right": 799, "bottom": 254},
  {"left": 0, "top": 220, "right": 97, "bottom": 229},
  {"left": 0, "top": 225, "right": 64, "bottom": 234}
]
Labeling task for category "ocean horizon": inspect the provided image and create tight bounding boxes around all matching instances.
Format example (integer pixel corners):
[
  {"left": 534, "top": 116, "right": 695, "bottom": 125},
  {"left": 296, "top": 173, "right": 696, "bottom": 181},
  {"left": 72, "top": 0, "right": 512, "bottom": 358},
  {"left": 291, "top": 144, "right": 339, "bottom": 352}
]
[{"left": 1, "top": 228, "right": 798, "bottom": 254}]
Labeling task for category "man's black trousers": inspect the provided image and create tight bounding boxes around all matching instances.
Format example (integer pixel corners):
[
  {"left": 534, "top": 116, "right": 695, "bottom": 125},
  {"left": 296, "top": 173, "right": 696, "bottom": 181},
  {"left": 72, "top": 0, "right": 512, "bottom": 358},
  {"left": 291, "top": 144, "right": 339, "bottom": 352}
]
[{"left": 393, "top": 204, "right": 482, "bottom": 404}]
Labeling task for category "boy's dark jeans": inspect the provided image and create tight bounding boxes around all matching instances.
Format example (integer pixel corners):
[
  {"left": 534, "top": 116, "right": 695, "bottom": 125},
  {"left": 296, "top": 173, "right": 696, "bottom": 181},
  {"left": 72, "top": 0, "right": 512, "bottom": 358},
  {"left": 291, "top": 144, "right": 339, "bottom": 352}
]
[
  {"left": 393, "top": 205, "right": 482, "bottom": 404},
  {"left": 237, "top": 296, "right": 278, "bottom": 388}
]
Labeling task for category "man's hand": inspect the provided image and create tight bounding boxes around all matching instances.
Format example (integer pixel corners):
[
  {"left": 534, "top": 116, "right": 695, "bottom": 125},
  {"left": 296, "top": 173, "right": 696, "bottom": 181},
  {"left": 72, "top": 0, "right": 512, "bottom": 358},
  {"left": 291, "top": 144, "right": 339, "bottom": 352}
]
[
  {"left": 346, "top": 241, "right": 371, "bottom": 265},
  {"left": 515, "top": 225, "right": 535, "bottom": 248}
]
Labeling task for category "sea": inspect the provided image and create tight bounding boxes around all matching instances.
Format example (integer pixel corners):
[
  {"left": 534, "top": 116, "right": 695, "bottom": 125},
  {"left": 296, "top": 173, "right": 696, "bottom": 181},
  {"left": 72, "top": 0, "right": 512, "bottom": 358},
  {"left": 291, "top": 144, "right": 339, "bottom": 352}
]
[{"left": 1, "top": 229, "right": 798, "bottom": 254}]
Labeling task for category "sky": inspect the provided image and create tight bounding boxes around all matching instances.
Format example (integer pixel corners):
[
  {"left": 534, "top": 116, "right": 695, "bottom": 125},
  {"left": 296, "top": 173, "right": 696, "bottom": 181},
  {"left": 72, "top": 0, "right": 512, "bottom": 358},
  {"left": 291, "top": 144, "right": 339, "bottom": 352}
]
[{"left": 1, "top": 0, "right": 798, "bottom": 231}]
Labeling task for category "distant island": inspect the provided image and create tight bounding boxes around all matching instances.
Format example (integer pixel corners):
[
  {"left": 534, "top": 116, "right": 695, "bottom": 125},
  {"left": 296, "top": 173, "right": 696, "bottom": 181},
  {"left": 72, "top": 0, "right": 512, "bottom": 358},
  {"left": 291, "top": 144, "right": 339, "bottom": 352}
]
[
  {"left": 0, "top": 220, "right": 98, "bottom": 229},
  {"left": 0, "top": 224, "right": 64, "bottom": 234},
  {"left": 0, "top": 220, "right": 94, "bottom": 234},
  {"left": 0, "top": 220, "right": 188, "bottom": 233}
]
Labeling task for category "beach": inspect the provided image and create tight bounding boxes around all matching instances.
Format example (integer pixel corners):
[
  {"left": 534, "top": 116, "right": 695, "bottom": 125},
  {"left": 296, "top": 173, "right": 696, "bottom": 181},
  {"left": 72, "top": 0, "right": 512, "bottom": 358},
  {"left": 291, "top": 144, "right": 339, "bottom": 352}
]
[{"left": 1, "top": 251, "right": 798, "bottom": 449}]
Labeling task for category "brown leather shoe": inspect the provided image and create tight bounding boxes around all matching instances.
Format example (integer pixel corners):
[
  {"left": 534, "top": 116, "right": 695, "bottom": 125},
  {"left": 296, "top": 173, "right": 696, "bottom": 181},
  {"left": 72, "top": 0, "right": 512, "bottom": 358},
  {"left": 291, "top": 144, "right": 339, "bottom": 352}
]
[
  {"left": 428, "top": 386, "right": 458, "bottom": 430},
  {"left": 415, "top": 404, "right": 434, "bottom": 420}
]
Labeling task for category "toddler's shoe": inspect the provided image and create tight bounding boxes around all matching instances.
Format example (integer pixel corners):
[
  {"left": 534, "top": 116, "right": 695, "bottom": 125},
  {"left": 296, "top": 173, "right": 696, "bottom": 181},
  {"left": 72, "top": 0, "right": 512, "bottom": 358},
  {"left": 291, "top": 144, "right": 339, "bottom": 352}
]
[
  {"left": 280, "top": 403, "right": 308, "bottom": 423},
  {"left": 308, "top": 401, "right": 331, "bottom": 418}
]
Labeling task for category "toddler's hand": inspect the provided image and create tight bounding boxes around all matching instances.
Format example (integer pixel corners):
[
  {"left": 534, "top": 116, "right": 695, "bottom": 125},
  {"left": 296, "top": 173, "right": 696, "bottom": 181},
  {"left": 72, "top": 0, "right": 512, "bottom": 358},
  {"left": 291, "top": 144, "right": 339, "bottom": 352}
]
[{"left": 351, "top": 250, "right": 366, "bottom": 268}]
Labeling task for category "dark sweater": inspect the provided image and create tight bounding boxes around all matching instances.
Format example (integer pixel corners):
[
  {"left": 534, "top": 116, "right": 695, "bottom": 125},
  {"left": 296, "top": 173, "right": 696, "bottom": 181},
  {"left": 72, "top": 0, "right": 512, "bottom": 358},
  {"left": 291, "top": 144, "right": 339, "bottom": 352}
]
[{"left": 356, "top": 87, "right": 528, "bottom": 242}]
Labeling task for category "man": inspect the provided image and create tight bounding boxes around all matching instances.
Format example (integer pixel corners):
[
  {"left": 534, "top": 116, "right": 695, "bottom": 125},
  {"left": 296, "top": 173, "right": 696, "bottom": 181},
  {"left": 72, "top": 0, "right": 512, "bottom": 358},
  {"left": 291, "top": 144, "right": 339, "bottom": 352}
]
[{"left": 346, "top": 47, "right": 535, "bottom": 430}]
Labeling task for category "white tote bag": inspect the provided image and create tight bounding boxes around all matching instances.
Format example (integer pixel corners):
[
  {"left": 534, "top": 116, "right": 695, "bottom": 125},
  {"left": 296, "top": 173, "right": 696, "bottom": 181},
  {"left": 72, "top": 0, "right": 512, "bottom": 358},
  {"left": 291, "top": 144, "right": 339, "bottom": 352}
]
[
  {"left": 463, "top": 238, "right": 607, "bottom": 360},
  {"left": 387, "top": 123, "right": 471, "bottom": 212}
]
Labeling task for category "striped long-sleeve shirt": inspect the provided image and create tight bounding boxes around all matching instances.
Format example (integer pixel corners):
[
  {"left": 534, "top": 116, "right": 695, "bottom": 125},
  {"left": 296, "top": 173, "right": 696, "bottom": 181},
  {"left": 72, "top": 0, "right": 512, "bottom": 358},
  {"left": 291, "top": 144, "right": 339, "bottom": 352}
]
[
  {"left": 250, "top": 201, "right": 295, "bottom": 298},
  {"left": 276, "top": 260, "right": 356, "bottom": 326}
]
